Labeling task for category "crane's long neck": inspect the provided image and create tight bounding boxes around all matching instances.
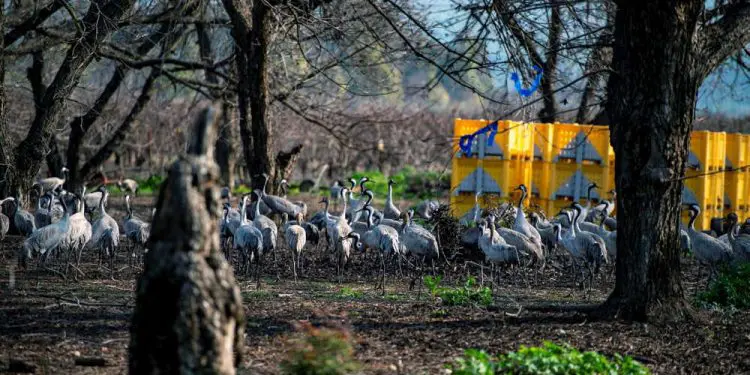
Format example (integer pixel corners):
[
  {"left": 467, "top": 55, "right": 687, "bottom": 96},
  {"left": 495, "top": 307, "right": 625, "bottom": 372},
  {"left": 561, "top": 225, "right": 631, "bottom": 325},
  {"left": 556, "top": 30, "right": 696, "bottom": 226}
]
[
  {"left": 240, "top": 197, "right": 248, "bottom": 224},
  {"left": 341, "top": 191, "right": 349, "bottom": 217},
  {"left": 323, "top": 200, "right": 330, "bottom": 219},
  {"left": 387, "top": 183, "right": 393, "bottom": 203},
  {"left": 254, "top": 196, "right": 261, "bottom": 220},
  {"left": 126, "top": 197, "right": 133, "bottom": 219},
  {"left": 262, "top": 175, "right": 269, "bottom": 197},
  {"left": 517, "top": 188, "right": 526, "bottom": 210},
  {"left": 98, "top": 192, "right": 107, "bottom": 215},
  {"left": 366, "top": 209, "right": 374, "bottom": 228},
  {"left": 688, "top": 209, "right": 698, "bottom": 231},
  {"left": 573, "top": 208, "right": 582, "bottom": 234},
  {"left": 728, "top": 222, "right": 738, "bottom": 245}
]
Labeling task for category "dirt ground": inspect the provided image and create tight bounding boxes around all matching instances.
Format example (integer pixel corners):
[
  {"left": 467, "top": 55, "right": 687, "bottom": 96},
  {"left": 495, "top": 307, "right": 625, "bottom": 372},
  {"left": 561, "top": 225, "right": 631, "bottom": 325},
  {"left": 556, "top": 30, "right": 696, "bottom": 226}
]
[{"left": 1, "top": 196, "right": 749, "bottom": 374}]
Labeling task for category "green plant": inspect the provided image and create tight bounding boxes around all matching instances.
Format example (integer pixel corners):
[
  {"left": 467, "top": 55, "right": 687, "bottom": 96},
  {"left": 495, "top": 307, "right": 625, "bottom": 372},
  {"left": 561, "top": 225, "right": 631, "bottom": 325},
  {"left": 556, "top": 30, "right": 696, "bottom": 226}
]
[
  {"left": 697, "top": 262, "right": 750, "bottom": 309},
  {"left": 280, "top": 321, "right": 360, "bottom": 375},
  {"left": 337, "top": 287, "right": 363, "bottom": 299},
  {"left": 233, "top": 184, "right": 252, "bottom": 195},
  {"left": 447, "top": 342, "right": 651, "bottom": 375},
  {"left": 136, "top": 175, "right": 165, "bottom": 194},
  {"left": 424, "top": 275, "right": 492, "bottom": 307}
]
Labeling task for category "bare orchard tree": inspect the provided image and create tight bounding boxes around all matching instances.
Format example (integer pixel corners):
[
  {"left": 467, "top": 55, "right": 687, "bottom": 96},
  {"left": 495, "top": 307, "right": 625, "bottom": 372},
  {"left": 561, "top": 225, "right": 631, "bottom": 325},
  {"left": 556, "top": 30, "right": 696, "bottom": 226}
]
[
  {"left": 129, "top": 106, "right": 244, "bottom": 374},
  {"left": 0, "top": 0, "right": 136, "bottom": 199},
  {"left": 595, "top": 0, "right": 750, "bottom": 322}
]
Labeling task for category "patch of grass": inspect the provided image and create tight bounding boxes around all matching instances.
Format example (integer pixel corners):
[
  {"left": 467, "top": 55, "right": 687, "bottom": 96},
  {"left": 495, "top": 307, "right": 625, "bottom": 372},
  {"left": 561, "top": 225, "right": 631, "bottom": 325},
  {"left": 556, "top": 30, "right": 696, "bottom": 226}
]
[
  {"left": 136, "top": 175, "right": 165, "bottom": 195},
  {"left": 336, "top": 287, "right": 363, "bottom": 299},
  {"left": 697, "top": 262, "right": 750, "bottom": 309},
  {"left": 280, "top": 321, "right": 360, "bottom": 375},
  {"left": 233, "top": 184, "right": 253, "bottom": 195},
  {"left": 448, "top": 342, "right": 651, "bottom": 375},
  {"left": 384, "top": 293, "right": 405, "bottom": 301},
  {"left": 350, "top": 167, "right": 449, "bottom": 200},
  {"left": 424, "top": 275, "right": 492, "bottom": 307},
  {"left": 430, "top": 308, "right": 449, "bottom": 318}
]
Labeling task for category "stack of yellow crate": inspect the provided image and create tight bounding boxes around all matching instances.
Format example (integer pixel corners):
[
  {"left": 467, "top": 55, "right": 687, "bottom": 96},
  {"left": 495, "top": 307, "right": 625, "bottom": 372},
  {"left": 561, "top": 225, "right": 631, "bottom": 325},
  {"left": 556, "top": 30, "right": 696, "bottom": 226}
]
[{"left": 450, "top": 118, "right": 750, "bottom": 231}]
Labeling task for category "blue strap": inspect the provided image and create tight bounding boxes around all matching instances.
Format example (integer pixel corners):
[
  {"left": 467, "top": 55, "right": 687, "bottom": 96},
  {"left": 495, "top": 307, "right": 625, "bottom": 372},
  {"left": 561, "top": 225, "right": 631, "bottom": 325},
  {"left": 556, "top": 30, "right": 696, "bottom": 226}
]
[
  {"left": 458, "top": 121, "right": 498, "bottom": 156},
  {"left": 511, "top": 65, "right": 543, "bottom": 97}
]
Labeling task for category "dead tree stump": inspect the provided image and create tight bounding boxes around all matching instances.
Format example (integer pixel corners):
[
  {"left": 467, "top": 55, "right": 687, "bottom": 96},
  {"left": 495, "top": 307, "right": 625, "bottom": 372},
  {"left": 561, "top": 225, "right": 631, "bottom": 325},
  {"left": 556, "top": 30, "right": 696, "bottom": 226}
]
[{"left": 128, "top": 106, "right": 245, "bottom": 375}]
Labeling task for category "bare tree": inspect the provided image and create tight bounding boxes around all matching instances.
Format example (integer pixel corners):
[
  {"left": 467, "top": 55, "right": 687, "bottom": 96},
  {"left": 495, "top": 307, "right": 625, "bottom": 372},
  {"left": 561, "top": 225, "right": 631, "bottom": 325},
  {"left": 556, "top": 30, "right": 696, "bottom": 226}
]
[
  {"left": 0, "top": 0, "right": 136, "bottom": 199},
  {"left": 595, "top": 0, "right": 750, "bottom": 322}
]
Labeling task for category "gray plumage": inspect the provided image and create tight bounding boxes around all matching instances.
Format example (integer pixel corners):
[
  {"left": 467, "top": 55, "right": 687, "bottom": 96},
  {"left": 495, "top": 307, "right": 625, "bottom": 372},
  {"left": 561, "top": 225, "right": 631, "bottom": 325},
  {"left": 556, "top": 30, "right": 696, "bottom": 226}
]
[
  {"left": 13, "top": 198, "right": 36, "bottom": 237},
  {"left": 234, "top": 197, "right": 264, "bottom": 276},
  {"left": 559, "top": 205, "right": 608, "bottom": 276},
  {"left": 399, "top": 211, "right": 439, "bottom": 260},
  {"left": 512, "top": 185, "right": 543, "bottom": 252},
  {"left": 252, "top": 192, "right": 277, "bottom": 259},
  {"left": 63, "top": 193, "right": 93, "bottom": 264},
  {"left": 117, "top": 178, "right": 139, "bottom": 195},
  {"left": 478, "top": 219, "right": 522, "bottom": 265},
  {"left": 90, "top": 190, "right": 120, "bottom": 259},
  {"left": 414, "top": 199, "right": 440, "bottom": 220},
  {"left": 728, "top": 222, "right": 750, "bottom": 262},
  {"left": 83, "top": 186, "right": 107, "bottom": 215},
  {"left": 685, "top": 204, "right": 733, "bottom": 266},
  {"left": 19, "top": 197, "right": 71, "bottom": 268},
  {"left": 328, "top": 188, "right": 353, "bottom": 278},
  {"left": 34, "top": 193, "right": 52, "bottom": 228},
  {"left": 345, "top": 177, "right": 369, "bottom": 223},
  {"left": 383, "top": 179, "right": 401, "bottom": 220},
  {"left": 284, "top": 212, "right": 307, "bottom": 281},
  {"left": 33, "top": 167, "right": 69, "bottom": 194},
  {"left": 257, "top": 174, "right": 306, "bottom": 218},
  {"left": 123, "top": 195, "right": 150, "bottom": 261}
]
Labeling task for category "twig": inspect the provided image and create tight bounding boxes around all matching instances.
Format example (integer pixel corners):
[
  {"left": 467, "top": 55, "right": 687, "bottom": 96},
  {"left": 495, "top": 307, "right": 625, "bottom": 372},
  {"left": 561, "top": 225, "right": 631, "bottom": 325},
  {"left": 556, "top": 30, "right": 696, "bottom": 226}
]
[{"left": 20, "top": 293, "right": 131, "bottom": 308}]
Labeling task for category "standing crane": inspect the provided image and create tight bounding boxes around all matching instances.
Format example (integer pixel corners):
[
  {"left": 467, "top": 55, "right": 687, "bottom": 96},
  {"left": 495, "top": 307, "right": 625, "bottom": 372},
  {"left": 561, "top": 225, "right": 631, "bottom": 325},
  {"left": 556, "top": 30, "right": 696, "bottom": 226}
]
[
  {"left": 234, "top": 195, "right": 264, "bottom": 286},
  {"left": 33, "top": 167, "right": 69, "bottom": 194},
  {"left": 283, "top": 212, "right": 307, "bottom": 282},
  {"left": 383, "top": 179, "right": 401, "bottom": 220},
  {"left": 123, "top": 195, "right": 150, "bottom": 267},
  {"left": 256, "top": 174, "right": 306, "bottom": 219},
  {"left": 90, "top": 189, "right": 120, "bottom": 270},
  {"left": 19, "top": 195, "right": 72, "bottom": 270},
  {"left": 252, "top": 191, "right": 277, "bottom": 281},
  {"left": 328, "top": 188, "right": 353, "bottom": 282},
  {"left": 512, "top": 184, "right": 543, "bottom": 249},
  {"left": 13, "top": 196, "right": 36, "bottom": 237},
  {"left": 684, "top": 204, "right": 733, "bottom": 283}
]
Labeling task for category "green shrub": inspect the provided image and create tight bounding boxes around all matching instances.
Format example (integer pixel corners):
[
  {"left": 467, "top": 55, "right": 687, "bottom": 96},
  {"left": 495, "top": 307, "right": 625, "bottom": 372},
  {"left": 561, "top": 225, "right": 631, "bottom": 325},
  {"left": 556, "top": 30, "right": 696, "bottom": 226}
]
[
  {"left": 337, "top": 287, "right": 363, "bottom": 299},
  {"left": 448, "top": 342, "right": 651, "bottom": 375},
  {"left": 424, "top": 275, "right": 492, "bottom": 307},
  {"left": 280, "top": 321, "right": 360, "bottom": 375},
  {"left": 136, "top": 175, "right": 165, "bottom": 194},
  {"left": 233, "top": 184, "right": 252, "bottom": 195},
  {"left": 697, "top": 262, "right": 750, "bottom": 309},
  {"left": 349, "top": 167, "right": 449, "bottom": 200}
]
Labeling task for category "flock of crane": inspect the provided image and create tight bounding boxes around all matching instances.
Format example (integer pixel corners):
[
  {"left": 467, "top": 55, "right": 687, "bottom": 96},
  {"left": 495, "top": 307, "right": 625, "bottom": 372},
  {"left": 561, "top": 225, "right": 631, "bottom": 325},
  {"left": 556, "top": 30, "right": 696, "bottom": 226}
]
[{"left": 2, "top": 167, "right": 749, "bottom": 291}]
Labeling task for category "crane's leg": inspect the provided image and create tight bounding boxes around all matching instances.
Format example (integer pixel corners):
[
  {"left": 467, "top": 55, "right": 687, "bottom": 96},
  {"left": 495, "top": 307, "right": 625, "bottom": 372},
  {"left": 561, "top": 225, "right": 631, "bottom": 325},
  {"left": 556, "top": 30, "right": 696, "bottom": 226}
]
[
  {"left": 381, "top": 252, "right": 386, "bottom": 296},
  {"left": 292, "top": 249, "right": 298, "bottom": 283},
  {"left": 256, "top": 252, "right": 263, "bottom": 290}
]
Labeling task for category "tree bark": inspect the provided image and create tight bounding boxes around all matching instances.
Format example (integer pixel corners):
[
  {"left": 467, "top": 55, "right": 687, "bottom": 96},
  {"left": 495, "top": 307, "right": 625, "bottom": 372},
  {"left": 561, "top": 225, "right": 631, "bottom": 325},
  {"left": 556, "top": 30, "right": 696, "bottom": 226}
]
[
  {"left": 246, "top": 2, "right": 274, "bottom": 191},
  {"left": 595, "top": 0, "right": 711, "bottom": 322},
  {"left": 197, "top": 22, "right": 235, "bottom": 188},
  {"left": 129, "top": 106, "right": 244, "bottom": 374},
  {"left": 274, "top": 144, "right": 304, "bottom": 187},
  {"left": 77, "top": 68, "right": 160, "bottom": 185},
  {"left": 66, "top": 24, "right": 173, "bottom": 190},
  {"left": 0, "top": 0, "right": 135, "bottom": 199}
]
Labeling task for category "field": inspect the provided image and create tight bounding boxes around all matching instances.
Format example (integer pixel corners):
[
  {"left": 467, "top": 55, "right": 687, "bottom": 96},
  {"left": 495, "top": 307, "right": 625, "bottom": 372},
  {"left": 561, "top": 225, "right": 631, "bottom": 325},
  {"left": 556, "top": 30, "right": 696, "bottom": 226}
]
[{"left": 1, "top": 196, "right": 749, "bottom": 374}]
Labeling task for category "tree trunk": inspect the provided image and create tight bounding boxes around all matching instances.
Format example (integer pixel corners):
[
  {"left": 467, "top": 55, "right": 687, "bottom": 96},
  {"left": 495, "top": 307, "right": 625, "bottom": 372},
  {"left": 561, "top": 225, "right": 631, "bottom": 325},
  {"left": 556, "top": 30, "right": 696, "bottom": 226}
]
[
  {"left": 129, "top": 106, "right": 244, "bottom": 374},
  {"left": 246, "top": 2, "right": 275, "bottom": 191},
  {"left": 274, "top": 144, "right": 304, "bottom": 187},
  {"left": 594, "top": 0, "right": 705, "bottom": 322},
  {"left": 197, "top": 22, "right": 235, "bottom": 188},
  {"left": 216, "top": 102, "right": 236, "bottom": 188},
  {"left": 0, "top": 0, "right": 135, "bottom": 198},
  {"left": 538, "top": 4, "right": 561, "bottom": 123},
  {"left": 77, "top": 68, "right": 160, "bottom": 187}
]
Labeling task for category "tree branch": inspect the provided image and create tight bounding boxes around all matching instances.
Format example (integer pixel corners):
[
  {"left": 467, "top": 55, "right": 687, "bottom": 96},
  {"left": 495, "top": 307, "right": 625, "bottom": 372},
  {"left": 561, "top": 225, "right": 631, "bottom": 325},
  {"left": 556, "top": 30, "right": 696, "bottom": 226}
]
[
  {"left": 3, "top": 0, "right": 63, "bottom": 47},
  {"left": 696, "top": 2, "right": 750, "bottom": 78}
]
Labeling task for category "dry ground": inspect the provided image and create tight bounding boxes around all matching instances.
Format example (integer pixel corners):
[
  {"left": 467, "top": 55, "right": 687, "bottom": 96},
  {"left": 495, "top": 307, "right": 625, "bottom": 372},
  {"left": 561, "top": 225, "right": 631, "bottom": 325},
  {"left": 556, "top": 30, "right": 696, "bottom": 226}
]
[{"left": 0, "top": 196, "right": 749, "bottom": 374}]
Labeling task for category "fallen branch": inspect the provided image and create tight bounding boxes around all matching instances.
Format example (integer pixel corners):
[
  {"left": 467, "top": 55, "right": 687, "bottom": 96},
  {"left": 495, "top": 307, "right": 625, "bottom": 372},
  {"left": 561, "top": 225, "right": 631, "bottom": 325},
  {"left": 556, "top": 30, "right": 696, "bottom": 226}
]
[{"left": 19, "top": 293, "right": 131, "bottom": 308}]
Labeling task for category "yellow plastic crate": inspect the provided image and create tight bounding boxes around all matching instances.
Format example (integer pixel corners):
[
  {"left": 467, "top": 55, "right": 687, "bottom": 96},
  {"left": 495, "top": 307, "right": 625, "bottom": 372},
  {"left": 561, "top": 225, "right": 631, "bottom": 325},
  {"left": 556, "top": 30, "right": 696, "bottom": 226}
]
[
  {"left": 481, "top": 159, "right": 533, "bottom": 201},
  {"left": 451, "top": 157, "right": 480, "bottom": 194},
  {"left": 533, "top": 123, "right": 555, "bottom": 162},
  {"left": 724, "top": 171, "right": 750, "bottom": 214},
  {"left": 725, "top": 133, "right": 749, "bottom": 169},
  {"left": 453, "top": 119, "right": 535, "bottom": 160},
  {"left": 550, "top": 123, "right": 613, "bottom": 165},
  {"left": 683, "top": 171, "right": 724, "bottom": 230},
  {"left": 531, "top": 161, "right": 553, "bottom": 200},
  {"left": 451, "top": 191, "right": 478, "bottom": 218},
  {"left": 687, "top": 130, "right": 726, "bottom": 172}
]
